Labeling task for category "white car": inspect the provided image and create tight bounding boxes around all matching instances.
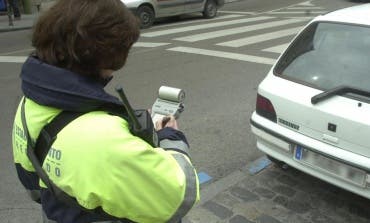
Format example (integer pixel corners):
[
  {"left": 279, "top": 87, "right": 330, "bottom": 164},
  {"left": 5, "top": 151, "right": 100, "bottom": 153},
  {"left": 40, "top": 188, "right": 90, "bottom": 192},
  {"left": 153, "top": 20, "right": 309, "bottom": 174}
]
[
  {"left": 250, "top": 4, "right": 370, "bottom": 199},
  {"left": 121, "top": 0, "right": 224, "bottom": 28}
]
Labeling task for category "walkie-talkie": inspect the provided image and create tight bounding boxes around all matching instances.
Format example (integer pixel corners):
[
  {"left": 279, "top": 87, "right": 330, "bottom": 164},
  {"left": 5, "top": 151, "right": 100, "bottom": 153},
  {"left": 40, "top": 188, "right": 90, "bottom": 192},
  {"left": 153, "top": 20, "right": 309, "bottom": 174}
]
[{"left": 115, "top": 86, "right": 158, "bottom": 147}]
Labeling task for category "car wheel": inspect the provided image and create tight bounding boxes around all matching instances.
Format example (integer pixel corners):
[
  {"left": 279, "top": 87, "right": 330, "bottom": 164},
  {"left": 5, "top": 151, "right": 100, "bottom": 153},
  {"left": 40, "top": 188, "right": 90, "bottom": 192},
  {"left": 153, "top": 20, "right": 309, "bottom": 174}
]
[
  {"left": 266, "top": 155, "right": 289, "bottom": 169},
  {"left": 137, "top": 5, "right": 154, "bottom": 29},
  {"left": 203, "top": 0, "right": 217, "bottom": 19}
]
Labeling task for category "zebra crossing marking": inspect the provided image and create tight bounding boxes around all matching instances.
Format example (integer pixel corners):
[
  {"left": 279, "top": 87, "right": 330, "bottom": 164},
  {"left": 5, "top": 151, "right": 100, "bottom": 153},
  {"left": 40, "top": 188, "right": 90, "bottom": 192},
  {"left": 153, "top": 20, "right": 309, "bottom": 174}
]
[
  {"left": 0, "top": 48, "right": 34, "bottom": 55},
  {"left": 141, "top": 16, "right": 273, "bottom": 37},
  {"left": 266, "top": 11, "right": 327, "bottom": 14},
  {"left": 262, "top": 43, "right": 290, "bottom": 53},
  {"left": 133, "top": 42, "right": 171, "bottom": 47},
  {"left": 285, "top": 16, "right": 316, "bottom": 20},
  {"left": 0, "top": 56, "right": 27, "bottom": 63},
  {"left": 258, "top": 0, "right": 314, "bottom": 15},
  {"left": 0, "top": 1, "right": 324, "bottom": 66},
  {"left": 175, "top": 18, "right": 305, "bottom": 42},
  {"left": 217, "top": 26, "right": 302, "bottom": 47},
  {"left": 287, "top": 7, "right": 324, "bottom": 10},
  {"left": 153, "top": 14, "right": 244, "bottom": 29},
  {"left": 298, "top": 1, "right": 314, "bottom": 6},
  {"left": 218, "top": 11, "right": 256, "bottom": 15},
  {"left": 167, "top": 47, "right": 276, "bottom": 65}
]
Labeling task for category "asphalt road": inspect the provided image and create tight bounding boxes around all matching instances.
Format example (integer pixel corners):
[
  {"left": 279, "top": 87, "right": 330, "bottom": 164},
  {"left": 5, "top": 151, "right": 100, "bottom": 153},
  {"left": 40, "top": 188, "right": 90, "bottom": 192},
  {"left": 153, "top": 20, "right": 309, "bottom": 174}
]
[
  {"left": 0, "top": 0, "right": 367, "bottom": 222},
  {"left": 111, "top": 0, "right": 360, "bottom": 180}
]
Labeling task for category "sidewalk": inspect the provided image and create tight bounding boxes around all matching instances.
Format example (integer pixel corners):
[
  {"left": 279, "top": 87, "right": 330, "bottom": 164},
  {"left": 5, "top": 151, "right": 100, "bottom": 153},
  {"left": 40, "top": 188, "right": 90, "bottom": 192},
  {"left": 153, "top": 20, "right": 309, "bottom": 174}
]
[
  {"left": 184, "top": 156, "right": 370, "bottom": 223},
  {"left": 0, "top": 13, "right": 38, "bottom": 32}
]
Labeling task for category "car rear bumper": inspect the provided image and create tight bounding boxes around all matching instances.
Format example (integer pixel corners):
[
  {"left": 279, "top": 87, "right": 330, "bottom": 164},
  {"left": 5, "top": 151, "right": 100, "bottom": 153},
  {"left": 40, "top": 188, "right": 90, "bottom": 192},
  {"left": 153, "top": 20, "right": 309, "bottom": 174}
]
[{"left": 250, "top": 111, "right": 370, "bottom": 199}]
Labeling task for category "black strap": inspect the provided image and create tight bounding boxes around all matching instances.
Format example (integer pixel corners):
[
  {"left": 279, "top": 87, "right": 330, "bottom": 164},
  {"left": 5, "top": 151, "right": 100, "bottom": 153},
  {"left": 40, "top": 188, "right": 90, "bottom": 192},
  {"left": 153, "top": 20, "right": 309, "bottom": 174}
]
[
  {"left": 35, "top": 110, "right": 85, "bottom": 164},
  {"left": 20, "top": 98, "right": 134, "bottom": 222},
  {"left": 21, "top": 98, "right": 86, "bottom": 206}
]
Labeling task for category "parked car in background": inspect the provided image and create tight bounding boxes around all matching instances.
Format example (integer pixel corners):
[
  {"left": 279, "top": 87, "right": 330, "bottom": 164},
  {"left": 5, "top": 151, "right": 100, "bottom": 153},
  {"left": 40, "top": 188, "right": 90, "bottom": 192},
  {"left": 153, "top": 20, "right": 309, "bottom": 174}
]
[
  {"left": 121, "top": 0, "right": 224, "bottom": 28},
  {"left": 250, "top": 4, "right": 370, "bottom": 199}
]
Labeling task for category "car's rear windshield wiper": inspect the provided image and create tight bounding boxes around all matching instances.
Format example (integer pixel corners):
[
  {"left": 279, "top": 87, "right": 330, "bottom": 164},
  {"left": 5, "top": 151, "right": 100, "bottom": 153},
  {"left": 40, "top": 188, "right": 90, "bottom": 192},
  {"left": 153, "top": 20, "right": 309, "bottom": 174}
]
[{"left": 311, "top": 86, "right": 370, "bottom": 104}]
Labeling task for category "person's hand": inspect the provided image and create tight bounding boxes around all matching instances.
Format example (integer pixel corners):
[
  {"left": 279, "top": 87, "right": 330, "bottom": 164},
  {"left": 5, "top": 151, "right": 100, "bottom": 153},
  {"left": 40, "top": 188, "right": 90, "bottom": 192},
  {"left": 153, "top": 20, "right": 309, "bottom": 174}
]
[{"left": 155, "top": 115, "right": 178, "bottom": 130}]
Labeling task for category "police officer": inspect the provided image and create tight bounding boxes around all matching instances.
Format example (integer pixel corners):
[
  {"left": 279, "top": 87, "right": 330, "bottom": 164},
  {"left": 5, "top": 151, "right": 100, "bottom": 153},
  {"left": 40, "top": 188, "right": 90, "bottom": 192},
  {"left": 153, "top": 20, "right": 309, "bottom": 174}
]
[{"left": 12, "top": 0, "right": 199, "bottom": 222}]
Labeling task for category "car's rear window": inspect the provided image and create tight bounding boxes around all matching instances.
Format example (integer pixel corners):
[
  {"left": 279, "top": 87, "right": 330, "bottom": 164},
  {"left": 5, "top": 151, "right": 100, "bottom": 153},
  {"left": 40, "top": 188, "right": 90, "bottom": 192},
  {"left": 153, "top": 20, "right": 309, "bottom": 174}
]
[{"left": 274, "top": 22, "right": 370, "bottom": 91}]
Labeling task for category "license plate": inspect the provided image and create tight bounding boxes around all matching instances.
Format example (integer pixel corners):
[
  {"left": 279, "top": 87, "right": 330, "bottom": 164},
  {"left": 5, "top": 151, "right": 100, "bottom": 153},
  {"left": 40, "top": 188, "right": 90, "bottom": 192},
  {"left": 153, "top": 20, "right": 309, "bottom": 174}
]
[
  {"left": 294, "top": 145, "right": 366, "bottom": 187},
  {"left": 295, "top": 145, "right": 303, "bottom": 160}
]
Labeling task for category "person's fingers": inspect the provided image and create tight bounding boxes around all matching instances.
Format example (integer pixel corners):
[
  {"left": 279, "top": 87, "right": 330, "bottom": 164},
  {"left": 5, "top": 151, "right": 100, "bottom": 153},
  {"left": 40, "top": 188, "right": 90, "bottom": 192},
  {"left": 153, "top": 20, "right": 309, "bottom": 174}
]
[
  {"left": 164, "top": 116, "right": 178, "bottom": 129},
  {"left": 155, "top": 116, "right": 171, "bottom": 130},
  {"left": 161, "top": 116, "right": 171, "bottom": 127},
  {"left": 155, "top": 119, "right": 162, "bottom": 130},
  {"left": 155, "top": 116, "right": 179, "bottom": 130}
]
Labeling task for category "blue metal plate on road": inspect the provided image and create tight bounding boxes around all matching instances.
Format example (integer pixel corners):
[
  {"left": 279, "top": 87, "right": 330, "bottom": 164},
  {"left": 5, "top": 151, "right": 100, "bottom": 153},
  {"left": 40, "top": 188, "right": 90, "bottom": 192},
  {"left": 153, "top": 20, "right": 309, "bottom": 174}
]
[{"left": 198, "top": 172, "right": 212, "bottom": 184}]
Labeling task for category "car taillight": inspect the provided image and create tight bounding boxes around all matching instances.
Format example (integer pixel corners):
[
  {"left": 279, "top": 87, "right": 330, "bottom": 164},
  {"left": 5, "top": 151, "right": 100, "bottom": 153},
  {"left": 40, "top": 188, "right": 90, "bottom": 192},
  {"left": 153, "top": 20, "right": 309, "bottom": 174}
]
[{"left": 256, "top": 94, "right": 277, "bottom": 123}]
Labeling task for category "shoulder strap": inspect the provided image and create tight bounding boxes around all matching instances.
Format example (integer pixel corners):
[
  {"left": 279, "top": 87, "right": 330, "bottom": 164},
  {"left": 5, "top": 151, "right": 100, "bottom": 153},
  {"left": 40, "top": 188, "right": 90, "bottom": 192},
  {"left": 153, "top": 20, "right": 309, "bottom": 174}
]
[
  {"left": 20, "top": 98, "right": 134, "bottom": 222},
  {"left": 21, "top": 97, "right": 86, "bottom": 206},
  {"left": 35, "top": 110, "right": 85, "bottom": 164}
]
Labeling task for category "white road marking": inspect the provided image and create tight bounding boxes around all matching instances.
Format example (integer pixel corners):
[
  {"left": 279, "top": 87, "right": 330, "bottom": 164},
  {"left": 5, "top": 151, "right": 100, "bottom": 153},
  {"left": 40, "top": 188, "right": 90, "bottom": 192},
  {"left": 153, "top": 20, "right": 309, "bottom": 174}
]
[
  {"left": 167, "top": 47, "right": 276, "bottom": 65},
  {"left": 0, "top": 56, "right": 27, "bottom": 63},
  {"left": 298, "top": 1, "right": 314, "bottom": 6},
  {"left": 262, "top": 43, "right": 290, "bottom": 53},
  {"left": 285, "top": 16, "right": 315, "bottom": 20},
  {"left": 133, "top": 42, "right": 171, "bottom": 47},
  {"left": 266, "top": 11, "right": 327, "bottom": 14},
  {"left": 175, "top": 18, "right": 304, "bottom": 42},
  {"left": 257, "top": 0, "right": 315, "bottom": 15},
  {"left": 217, "top": 26, "right": 302, "bottom": 47},
  {"left": 141, "top": 16, "right": 274, "bottom": 37},
  {"left": 0, "top": 48, "right": 34, "bottom": 55},
  {"left": 153, "top": 14, "right": 244, "bottom": 28},
  {"left": 287, "top": 7, "right": 324, "bottom": 10},
  {"left": 218, "top": 11, "right": 256, "bottom": 15}
]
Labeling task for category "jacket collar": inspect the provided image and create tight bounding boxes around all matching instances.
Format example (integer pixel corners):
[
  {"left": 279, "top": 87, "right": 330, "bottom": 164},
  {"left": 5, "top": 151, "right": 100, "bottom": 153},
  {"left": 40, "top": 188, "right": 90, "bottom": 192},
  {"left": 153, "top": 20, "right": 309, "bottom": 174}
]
[{"left": 21, "top": 56, "right": 123, "bottom": 112}]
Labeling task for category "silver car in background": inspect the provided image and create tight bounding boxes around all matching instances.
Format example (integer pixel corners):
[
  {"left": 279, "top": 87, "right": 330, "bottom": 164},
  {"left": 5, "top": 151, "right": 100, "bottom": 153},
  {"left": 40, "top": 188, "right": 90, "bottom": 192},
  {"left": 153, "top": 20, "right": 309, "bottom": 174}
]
[{"left": 121, "top": 0, "right": 224, "bottom": 28}]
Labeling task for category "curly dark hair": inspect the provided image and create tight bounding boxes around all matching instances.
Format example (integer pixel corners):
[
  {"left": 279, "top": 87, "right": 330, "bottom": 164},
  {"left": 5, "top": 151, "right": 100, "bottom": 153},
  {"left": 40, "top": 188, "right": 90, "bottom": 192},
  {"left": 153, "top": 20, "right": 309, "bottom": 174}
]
[{"left": 32, "top": 0, "right": 140, "bottom": 78}]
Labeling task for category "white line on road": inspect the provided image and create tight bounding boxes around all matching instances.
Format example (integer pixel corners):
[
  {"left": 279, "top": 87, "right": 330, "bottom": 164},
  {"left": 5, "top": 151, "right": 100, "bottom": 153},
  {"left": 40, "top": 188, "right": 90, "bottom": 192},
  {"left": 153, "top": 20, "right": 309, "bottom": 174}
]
[
  {"left": 298, "top": 1, "right": 314, "bottom": 6},
  {"left": 257, "top": 0, "right": 314, "bottom": 16},
  {"left": 0, "top": 48, "right": 34, "bottom": 56},
  {"left": 153, "top": 14, "right": 244, "bottom": 29},
  {"left": 266, "top": 11, "right": 327, "bottom": 14},
  {"left": 141, "top": 16, "right": 274, "bottom": 37},
  {"left": 218, "top": 10, "right": 256, "bottom": 15},
  {"left": 133, "top": 42, "right": 171, "bottom": 47},
  {"left": 175, "top": 18, "right": 304, "bottom": 42},
  {"left": 285, "top": 16, "right": 315, "bottom": 20},
  {"left": 167, "top": 46, "right": 276, "bottom": 65},
  {"left": 0, "top": 56, "right": 27, "bottom": 63},
  {"left": 287, "top": 7, "right": 324, "bottom": 10},
  {"left": 262, "top": 43, "right": 290, "bottom": 53},
  {"left": 217, "top": 26, "right": 302, "bottom": 47}
]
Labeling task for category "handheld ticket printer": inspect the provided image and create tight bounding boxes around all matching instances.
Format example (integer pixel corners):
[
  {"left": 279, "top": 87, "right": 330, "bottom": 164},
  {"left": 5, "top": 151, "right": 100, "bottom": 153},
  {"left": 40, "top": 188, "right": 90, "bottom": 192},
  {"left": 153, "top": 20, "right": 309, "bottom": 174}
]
[
  {"left": 151, "top": 86, "right": 185, "bottom": 124},
  {"left": 115, "top": 85, "right": 185, "bottom": 147}
]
